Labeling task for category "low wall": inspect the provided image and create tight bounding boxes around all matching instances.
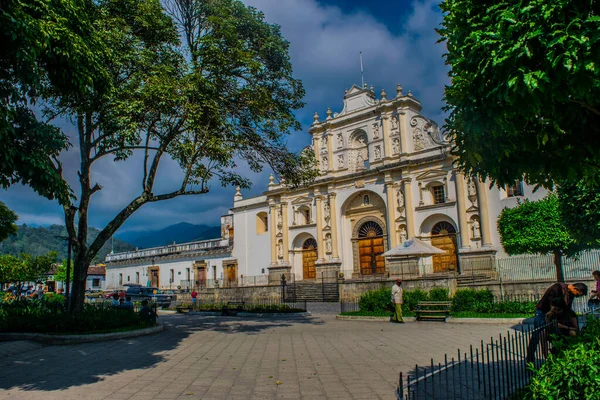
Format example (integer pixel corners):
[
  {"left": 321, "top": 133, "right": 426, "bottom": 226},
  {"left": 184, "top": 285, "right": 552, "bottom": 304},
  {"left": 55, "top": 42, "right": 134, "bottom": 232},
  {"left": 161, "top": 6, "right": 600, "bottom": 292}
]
[
  {"left": 339, "top": 275, "right": 458, "bottom": 302},
  {"left": 179, "top": 285, "right": 283, "bottom": 303},
  {"left": 461, "top": 278, "right": 596, "bottom": 299}
]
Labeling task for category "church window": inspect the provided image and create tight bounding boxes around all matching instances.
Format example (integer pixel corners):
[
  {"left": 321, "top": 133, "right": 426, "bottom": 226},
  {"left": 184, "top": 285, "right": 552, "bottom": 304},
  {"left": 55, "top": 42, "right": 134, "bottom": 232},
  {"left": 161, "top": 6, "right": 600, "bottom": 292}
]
[
  {"left": 256, "top": 212, "right": 268, "bottom": 234},
  {"left": 432, "top": 185, "right": 446, "bottom": 204},
  {"left": 506, "top": 181, "right": 524, "bottom": 197},
  {"left": 363, "top": 195, "right": 370, "bottom": 206}
]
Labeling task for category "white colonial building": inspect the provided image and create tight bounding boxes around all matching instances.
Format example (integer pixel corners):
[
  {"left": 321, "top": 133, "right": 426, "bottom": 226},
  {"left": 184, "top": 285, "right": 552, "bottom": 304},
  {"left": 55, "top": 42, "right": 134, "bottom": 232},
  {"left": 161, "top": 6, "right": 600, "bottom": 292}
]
[{"left": 105, "top": 83, "right": 546, "bottom": 290}]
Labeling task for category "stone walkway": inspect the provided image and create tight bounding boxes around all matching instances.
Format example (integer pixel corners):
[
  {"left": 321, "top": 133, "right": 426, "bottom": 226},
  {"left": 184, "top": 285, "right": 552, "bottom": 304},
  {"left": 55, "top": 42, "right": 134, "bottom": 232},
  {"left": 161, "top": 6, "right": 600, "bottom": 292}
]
[{"left": 0, "top": 314, "right": 521, "bottom": 400}]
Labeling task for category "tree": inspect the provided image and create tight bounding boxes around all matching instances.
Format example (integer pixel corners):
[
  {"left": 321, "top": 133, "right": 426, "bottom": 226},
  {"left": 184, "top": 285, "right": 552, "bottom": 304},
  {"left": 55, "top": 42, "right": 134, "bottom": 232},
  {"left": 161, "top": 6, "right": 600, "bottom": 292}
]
[
  {"left": 558, "top": 180, "right": 600, "bottom": 247},
  {"left": 0, "top": 202, "right": 18, "bottom": 242},
  {"left": 497, "top": 194, "right": 577, "bottom": 282},
  {"left": 437, "top": 1, "right": 600, "bottom": 188},
  {"left": 0, "top": 252, "right": 58, "bottom": 295},
  {"left": 20, "top": 0, "right": 316, "bottom": 312},
  {"left": 1, "top": 0, "right": 109, "bottom": 204}
]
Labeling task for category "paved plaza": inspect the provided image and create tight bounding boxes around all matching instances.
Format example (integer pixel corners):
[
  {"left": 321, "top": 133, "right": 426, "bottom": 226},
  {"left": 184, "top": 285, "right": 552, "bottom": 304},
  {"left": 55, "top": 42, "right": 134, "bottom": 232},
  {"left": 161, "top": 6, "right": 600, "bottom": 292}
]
[{"left": 0, "top": 313, "right": 520, "bottom": 400}]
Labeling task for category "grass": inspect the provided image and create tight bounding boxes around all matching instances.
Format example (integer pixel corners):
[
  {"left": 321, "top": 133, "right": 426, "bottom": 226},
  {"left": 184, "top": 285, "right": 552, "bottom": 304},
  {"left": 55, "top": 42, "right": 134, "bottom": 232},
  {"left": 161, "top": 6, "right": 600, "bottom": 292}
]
[
  {"left": 54, "top": 323, "right": 155, "bottom": 335},
  {"left": 339, "top": 311, "right": 530, "bottom": 318},
  {"left": 340, "top": 311, "right": 416, "bottom": 317}
]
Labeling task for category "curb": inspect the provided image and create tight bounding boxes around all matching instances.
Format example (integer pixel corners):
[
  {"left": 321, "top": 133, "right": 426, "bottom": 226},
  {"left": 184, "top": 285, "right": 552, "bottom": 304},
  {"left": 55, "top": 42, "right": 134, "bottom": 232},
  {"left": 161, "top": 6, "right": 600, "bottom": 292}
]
[
  {"left": 0, "top": 324, "right": 164, "bottom": 345},
  {"left": 183, "top": 311, "right": 311, "bottom": 318},
  {"left": 336, "top": 315, "right": 530, "bottom": 324}
]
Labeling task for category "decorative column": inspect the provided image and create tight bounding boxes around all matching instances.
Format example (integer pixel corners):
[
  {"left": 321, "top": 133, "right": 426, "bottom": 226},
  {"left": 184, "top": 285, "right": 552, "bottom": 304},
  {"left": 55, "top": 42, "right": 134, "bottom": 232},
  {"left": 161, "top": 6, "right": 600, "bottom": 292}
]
[
  {"left": 381, "top": 114, "right": 392, "bottom": 158},
  {"left": 269, "top": 203, "right": 277, "bottom": 265},
  {"left": 281, "top": 201, "right": 290, "bottom": 263},
  {"left": 476, "top": 179, "right": 493, "bottom": 247},
  {"left": 327, "top": 132, "right": 334, "bottom": 171},
  {"left": 454, "top": 172, "right": 471, "bottom": 249},
  {"left": 398, "top": 110, "right": 412, "bottom": 154},
  {"left": 385, "top": 175, "right": 398, "bottom": 247},
  {"left": 315, "top": 194, "right": 325, "bottom": 261},
  {"left": 328, "top": 193, "right": 340, "bottom": 260},
  {"left": 402, "top": 178, "right": 415, "bottom": 238}
]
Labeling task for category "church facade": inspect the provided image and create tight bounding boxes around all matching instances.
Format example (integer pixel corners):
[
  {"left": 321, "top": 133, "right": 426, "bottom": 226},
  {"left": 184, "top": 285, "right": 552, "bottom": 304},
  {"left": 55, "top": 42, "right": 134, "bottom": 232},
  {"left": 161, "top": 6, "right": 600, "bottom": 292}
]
[{"left": 104, "top": 83, "right": 546, "bottom": 289}]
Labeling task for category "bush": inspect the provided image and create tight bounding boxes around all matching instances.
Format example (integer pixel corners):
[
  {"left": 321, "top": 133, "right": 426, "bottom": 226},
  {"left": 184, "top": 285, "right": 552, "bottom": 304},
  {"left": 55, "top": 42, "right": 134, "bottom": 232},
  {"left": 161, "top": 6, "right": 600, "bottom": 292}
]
[
  {"left": 524, "top": 318, "right": 600, "bottom": 399},
  {"left": 428, "top": 288, "right": 450, "bottom": 302},
  {"left": 402, "top": 289, "right": 428, "bottom": 312},
  {"left": 451, "top": 288, "right": 494, "bottom": 312},
  {"left": 358, "top": 288, "right": 393, "bottom": 313}
]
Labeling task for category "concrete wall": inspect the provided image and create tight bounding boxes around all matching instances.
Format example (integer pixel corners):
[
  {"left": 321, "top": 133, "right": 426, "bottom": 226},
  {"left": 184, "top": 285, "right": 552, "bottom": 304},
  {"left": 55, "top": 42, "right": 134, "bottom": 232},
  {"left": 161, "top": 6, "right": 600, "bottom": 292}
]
[
  {"left": 231, "top": 197, "right": 271, "bottom": 277},
  {"left": 339, "top": 276, "right": 457, "bottom": 301}
]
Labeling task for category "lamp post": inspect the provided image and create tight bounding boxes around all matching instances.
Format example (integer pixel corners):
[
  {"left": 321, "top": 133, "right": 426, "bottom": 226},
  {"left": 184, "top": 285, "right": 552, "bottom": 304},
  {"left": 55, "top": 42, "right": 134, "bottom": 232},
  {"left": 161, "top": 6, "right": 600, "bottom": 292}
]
[{"left": 54, "top": 235, "right": 73, "bottom": 311}]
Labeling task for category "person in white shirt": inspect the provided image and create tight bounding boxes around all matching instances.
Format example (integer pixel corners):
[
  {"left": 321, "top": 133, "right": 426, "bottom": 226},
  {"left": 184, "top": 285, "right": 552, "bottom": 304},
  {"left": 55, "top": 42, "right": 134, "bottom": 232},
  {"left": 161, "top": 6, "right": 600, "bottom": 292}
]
[{"left": 391, "top": 279, "right": 404, "bottom": 323}]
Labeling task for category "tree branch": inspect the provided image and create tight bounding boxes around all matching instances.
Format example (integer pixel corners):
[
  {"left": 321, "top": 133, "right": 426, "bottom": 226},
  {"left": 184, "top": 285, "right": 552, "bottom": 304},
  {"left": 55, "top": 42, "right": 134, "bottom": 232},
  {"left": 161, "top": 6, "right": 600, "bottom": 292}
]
[
  {"left": 89, "top": 146, "right": 161, "bottom": 164},
  {"left": 570, "top": 99, "right": 600, "bottom": 117}
]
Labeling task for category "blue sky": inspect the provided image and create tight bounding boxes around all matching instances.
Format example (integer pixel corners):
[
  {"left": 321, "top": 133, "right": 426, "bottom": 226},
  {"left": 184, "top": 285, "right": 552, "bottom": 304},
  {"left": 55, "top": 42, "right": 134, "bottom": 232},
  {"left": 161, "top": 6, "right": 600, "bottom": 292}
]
[{"left": 1, "top": 0, "right": 448, "bottom": 234}]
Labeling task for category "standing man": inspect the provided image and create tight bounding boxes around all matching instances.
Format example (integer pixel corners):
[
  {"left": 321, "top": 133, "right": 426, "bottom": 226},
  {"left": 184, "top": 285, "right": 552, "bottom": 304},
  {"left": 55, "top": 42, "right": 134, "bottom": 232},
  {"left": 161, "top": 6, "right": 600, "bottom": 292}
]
[
  {"left": 588, "top": 270, "right": 600, "bottom": 309},
  {"left": 526, "top": 282, "right": 587, "bottom": 362},
  {"left": 35, "top": 285, "right": 44, "bottom": 300},
  {"left": 191, "top": 289, "right": 198, "bottom": 307},
  {"left": 391, "top": 279, "right": 404, "bottom": 323}
]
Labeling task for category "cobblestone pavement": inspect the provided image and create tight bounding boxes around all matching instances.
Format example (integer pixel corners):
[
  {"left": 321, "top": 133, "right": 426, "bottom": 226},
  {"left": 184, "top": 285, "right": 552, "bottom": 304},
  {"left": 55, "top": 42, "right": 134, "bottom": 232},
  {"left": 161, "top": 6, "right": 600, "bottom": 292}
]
[{"left": 0, "top": 314, "right": 520, "bottom": 400}]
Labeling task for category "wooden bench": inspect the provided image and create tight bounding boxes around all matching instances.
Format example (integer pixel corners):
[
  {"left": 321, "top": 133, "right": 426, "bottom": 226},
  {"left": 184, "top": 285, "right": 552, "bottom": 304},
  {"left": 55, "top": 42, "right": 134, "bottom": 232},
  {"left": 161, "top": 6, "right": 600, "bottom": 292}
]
[
  {"left": 415, "top": 301, "right": 451, "bottom": 321},
  {"left": 175, "top": 302, "right": 193, "bottom": 313},
  {"left": 222, "top": 301, "right": 245, "bottom": 316}
]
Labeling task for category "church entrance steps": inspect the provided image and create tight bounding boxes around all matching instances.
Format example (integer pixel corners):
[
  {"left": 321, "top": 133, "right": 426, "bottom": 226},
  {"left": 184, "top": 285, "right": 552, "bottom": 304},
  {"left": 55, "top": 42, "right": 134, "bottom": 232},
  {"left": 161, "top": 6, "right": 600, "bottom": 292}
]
[
  {"left": 287, "top": 281, "right": 339, "bottom": 302},
  {"left": 456, "top": 273, "right": 498, "bottom": 286}
]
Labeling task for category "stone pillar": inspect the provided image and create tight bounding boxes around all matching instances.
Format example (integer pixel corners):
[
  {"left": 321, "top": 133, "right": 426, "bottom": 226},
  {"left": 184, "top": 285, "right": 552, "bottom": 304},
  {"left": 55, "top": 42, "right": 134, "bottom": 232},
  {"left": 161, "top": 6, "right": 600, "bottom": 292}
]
[
  {"left": 315, "top": 194, "right": 325, "bottom": 261},
  {"left": 381, "top": 114, "right": 392, "bottom": 158},
  {"left": 269, "top": 203, "right": 277, "bottom": 265},
  {"left": 281, "top": 201, "right": 290, "bottom": 262},
  {"left": 476, "top": 179, "right": 493, "bottom": 247},
  {"left": 329, "top": 193, "right": 340, "bottom": 259},
  {"left": 385, "top": 177, "right": 398, "bottom": 247},
  {"left": 313, "top": 136, "right": 320, "bottom": 164},
  {"left": 398, "top": 109, "right": 412, "bottom": 154},
  {"left": 454, "top": 172, "right": 471, "bottom": 249},
  {"left": 327, "top": 132, "right": 334, "bottom": 171},
  {"left": 402, "top": 178, "right": 415, "bottom": 238}
]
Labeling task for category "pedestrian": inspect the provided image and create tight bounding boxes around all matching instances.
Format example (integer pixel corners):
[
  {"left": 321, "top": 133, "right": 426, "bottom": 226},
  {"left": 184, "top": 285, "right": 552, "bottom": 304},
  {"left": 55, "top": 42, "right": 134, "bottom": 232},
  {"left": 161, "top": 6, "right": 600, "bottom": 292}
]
[
  {"left": 111, "top": 293, "right": 120, "bottom": 307},
  {"left": 526, "top": 282, "right": 587, "bottom": 362},
  {"left": 545, "top": 297, "right": 578, "bottom": 338},
  {"left": 588, "top": 270, "right": 600, "bottom": 310},
  {"left": 35, "top": 285, "right": 44, "bottom": 300},
  {"left": 391, "top": 279, "right": 404, "bottom": 323},
  {"left": 123, "top": 296, "right": 134, "bottom": 310},
  {"left": 191, "top": 290, "right": 198, "bottom": 306},
  {"left": 139, "top": 300, "right": 158, "bottom": 325}
]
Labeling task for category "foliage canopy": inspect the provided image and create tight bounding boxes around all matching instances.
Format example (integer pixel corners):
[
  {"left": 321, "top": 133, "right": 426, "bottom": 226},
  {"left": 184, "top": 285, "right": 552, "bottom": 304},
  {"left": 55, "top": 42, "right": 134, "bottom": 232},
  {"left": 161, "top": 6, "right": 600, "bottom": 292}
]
[{"left": 0, "top": 202, "right": 18, "bottom": 242}]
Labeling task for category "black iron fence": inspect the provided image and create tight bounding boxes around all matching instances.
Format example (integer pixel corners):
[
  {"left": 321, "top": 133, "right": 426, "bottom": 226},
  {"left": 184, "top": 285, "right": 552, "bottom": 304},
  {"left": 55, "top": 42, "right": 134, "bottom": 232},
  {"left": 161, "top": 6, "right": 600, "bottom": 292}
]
[{"left": 396, "top": 309, "right": 600, "bottom": 399}]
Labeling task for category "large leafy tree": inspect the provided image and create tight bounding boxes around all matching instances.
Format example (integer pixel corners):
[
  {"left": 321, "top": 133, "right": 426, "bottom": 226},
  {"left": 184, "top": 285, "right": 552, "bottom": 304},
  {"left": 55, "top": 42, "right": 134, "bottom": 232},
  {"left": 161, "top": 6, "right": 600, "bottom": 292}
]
[
  {"left": 0, "top": 252, "right": 58, "bottom": 295},
  {"left": 0, "top": 0, "right": 108, "bottom": 204},
  {"left": 26, "top": 0, "right": 316, "bottom": 312},
  {"left": 438, "top": 0, "right": 600, "bottom": 187},
  {"left": 558, "top": 180, "right": 600, "bottom": 247},
  {"left": 497, "top": 194, "right": 579, "bottom": 282},
  {"left": 0, "top": 202, "right": 18, "bottom": 242}
]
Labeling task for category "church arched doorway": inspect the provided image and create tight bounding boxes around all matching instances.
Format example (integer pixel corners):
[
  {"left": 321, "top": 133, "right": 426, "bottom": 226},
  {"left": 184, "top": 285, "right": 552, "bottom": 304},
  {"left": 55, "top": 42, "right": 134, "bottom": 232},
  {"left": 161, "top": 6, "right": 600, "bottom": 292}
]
[
  {"left": 431, "top": 221, "right": 458, "bottom": 272},
  {"left": 357, "top": 221, "right": 385, "bottom": 276},
  {"left": 302, "top": 238, "right": 318, "bottom": 279}
]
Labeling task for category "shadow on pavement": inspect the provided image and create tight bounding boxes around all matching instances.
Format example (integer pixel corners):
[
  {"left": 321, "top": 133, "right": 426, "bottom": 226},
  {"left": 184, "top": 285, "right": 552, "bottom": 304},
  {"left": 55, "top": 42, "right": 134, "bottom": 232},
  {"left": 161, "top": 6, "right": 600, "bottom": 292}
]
[{"left": 0, "top": 313, "right": 323, "bottom": 392}]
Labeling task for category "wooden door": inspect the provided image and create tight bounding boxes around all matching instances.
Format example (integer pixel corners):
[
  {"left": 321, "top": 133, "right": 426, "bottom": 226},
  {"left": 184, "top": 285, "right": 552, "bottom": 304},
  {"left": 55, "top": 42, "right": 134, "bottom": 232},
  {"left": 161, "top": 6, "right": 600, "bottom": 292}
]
[
  {"left": 431, "top": 235, "right": 458, "bottom": 272},
  {"left": 225, "top": 264, "right": 238, "bottom": 287},
  {"left": 150, "top": 268, "right": 159, "bottom": 287},
  {"left": 358, "top": 237, "right": 385, "bottom": 275},
  {"left": 302, "top": 238, "right": 317, "bottom": 279},
  {"left": 196, "top": 266, "right": 206, "bottom": 288}
]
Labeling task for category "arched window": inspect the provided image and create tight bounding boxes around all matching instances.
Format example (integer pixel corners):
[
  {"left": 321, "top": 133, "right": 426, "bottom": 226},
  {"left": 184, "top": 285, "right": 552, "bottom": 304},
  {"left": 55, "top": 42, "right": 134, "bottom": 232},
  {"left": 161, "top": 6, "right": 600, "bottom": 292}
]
[
  {"left": 303, "top": 238, "right": 318, "bottom": 250},
  {"left": 432, "top": 221, "right": 456, "bottom": 235},
  {"left": 256, "top": 212, "right": 268, "bottom": 234},
  {"left": 431, "top": 184, "right": 446, "bottom": 204},
  {"left": 358, "top": 221, "right": 384, "bottom": 238}
]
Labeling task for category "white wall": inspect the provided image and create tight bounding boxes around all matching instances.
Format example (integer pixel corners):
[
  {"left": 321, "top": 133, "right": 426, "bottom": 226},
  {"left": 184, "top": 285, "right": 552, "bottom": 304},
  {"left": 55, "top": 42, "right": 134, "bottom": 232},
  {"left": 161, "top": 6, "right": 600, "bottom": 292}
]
[{"left": 231, "top": 199, "right": 271, "bottom": 278}]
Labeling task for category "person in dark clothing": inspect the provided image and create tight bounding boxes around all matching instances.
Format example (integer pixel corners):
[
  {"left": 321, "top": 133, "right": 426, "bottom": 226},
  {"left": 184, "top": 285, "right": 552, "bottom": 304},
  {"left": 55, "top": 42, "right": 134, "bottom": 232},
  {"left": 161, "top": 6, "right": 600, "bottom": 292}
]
[
  {"left": 546, "top": 297, "right": 578, "bottom": 337},
  {"left": 526, "top": 282, "right": 587, "bottom": 362},
  {"left": 138, "top": 300, "right": 157, "bottom": 325}
]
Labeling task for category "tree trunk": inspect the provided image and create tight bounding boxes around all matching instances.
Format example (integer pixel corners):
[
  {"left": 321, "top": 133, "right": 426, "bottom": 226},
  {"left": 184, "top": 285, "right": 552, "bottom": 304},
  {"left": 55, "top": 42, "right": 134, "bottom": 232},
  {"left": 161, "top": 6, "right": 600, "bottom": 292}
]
[
  {"left": 69, "top": 254, "right": 90, "bottom": 313},
  {"left": 553, "top": 249, "right": 565, "bottom": 282}
]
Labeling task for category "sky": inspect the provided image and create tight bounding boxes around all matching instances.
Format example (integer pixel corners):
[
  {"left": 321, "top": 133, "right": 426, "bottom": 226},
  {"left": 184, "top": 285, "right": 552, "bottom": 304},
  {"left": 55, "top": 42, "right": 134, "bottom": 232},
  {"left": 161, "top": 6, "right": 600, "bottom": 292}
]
[{"left": 1, "top": 0, "right": 449, "bottom": 234}]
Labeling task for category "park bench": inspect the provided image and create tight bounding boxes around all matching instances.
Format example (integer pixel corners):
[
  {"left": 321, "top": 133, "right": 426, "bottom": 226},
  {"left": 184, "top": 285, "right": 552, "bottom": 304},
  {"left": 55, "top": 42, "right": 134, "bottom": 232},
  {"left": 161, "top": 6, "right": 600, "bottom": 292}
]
[
  {"left": 415, "top": 301, "right": 452, "bottom": 321},
  {"left": 222, "top": 301, "right": 245, "bottom": 316},
  {"left": 175, "top": 302, "right": 193, "bottom": 313}
]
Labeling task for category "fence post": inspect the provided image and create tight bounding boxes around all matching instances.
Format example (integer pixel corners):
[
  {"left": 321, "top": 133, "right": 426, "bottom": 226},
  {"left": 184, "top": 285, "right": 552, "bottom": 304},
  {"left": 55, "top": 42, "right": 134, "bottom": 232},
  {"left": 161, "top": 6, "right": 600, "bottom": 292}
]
[
  {"left": 321, "top": 271, "right": 325, "bottom": 302},
  {"left": 280, "top": 274, "right": 286, "bottom": 302}
]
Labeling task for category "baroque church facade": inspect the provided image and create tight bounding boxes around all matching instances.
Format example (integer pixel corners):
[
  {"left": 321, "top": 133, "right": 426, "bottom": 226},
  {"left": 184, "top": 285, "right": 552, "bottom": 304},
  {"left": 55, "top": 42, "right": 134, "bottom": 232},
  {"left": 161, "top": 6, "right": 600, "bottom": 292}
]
[{"left": 104, "top": 83, "right": 546, "bottom": 289}]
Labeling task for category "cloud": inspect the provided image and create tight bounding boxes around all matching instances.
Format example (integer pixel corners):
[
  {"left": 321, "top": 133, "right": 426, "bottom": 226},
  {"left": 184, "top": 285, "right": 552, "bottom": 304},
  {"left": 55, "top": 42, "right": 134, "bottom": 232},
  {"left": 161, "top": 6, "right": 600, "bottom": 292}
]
[{"left": 1, "top": 0, "right": 449, "bottom": 234}]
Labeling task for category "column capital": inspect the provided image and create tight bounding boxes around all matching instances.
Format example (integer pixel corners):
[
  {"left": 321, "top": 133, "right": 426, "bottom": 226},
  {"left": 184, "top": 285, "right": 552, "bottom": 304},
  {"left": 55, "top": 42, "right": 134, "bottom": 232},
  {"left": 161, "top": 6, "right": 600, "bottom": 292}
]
[{"left": 327, "top": 192, "right": 337, "bottom": 199}]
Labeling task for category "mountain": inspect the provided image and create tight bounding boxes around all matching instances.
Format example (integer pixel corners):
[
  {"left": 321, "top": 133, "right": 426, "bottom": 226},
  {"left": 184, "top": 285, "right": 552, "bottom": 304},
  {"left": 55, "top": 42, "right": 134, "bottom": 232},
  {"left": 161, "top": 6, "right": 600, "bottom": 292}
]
[
  {"left": 115, "top": 222, "right": 221, "bottom": 249},
  {"left": 0, "top": 224, "right": 136, "bottom": 263}
]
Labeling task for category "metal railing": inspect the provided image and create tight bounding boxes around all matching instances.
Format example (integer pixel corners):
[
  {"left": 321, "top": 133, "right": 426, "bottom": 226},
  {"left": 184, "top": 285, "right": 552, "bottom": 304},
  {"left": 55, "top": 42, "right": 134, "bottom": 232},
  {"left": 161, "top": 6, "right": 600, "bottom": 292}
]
[
  {"left": 105, "top": 238, "right": 231, "bottom": 262},
  {"left": 396, "top": 308, "right": 600, "bottom": 399}
]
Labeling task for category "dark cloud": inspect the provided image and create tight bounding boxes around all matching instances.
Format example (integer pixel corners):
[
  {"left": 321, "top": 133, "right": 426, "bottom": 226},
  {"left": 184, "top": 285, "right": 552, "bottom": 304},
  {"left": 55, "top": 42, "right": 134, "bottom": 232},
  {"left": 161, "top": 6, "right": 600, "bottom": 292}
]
[{"left": 1, "top": 0, "right": 448, "bottom": 233}]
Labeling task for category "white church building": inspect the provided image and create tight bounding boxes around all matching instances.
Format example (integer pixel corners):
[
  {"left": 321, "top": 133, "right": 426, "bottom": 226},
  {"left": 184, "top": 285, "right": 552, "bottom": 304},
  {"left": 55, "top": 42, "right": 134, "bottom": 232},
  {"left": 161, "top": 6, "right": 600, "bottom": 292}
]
[{"left": 104, "top": 83, "right": 546, "bottom": 290}]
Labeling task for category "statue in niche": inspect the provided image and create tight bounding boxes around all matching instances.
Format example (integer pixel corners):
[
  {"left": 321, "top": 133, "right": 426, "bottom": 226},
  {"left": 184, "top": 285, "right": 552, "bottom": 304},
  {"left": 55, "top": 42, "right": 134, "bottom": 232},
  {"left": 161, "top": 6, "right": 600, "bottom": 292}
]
[
  {"left": 392, "top": 138, "right": 400, "bottom": 155},
  {"left": 324, "top": 199, "right": 331, "bottom": 221},
  {"left": 323, "top": 134, "right": 328, "bottom": 146},
  {"left": 374, "top": 145, "right": 381, "bottom": 160},
  {"left": 277, "top": 240, "right": 283, "bottom": 259},
  {"left": 337, "top": 133, "right": 343, "bottom": 148},
  {"left": 325, "top": 234, "right": 332, "bottom": 254},
  {"left": 397, "top": 189, "right": 404, "bottom": 208},
  {"left": 357, "top": 135, "right": 367, "bottom": 146},
  {"left": 356, "top": 152, "right": 365, "bottom": 170},
  {"left": 337, "top": 154, "right": 344, "bottom": 168},
  {"left": 391, "top": 116, "right": 399, "bottom": 131},
  {"left": 472, "top": 219, "right": 480, "bottom": 238},
  {"left": 321, "top": 155, "right": 328, "bottom": 171},
  {"left": 372, "top": 122, "right": 380, "bottom": 139},
  {"left": 467, "top": 178, "right": 477, "bottom": 197},
  {"left": 399, "top": 226, "right": 407, "bottom": 243}
]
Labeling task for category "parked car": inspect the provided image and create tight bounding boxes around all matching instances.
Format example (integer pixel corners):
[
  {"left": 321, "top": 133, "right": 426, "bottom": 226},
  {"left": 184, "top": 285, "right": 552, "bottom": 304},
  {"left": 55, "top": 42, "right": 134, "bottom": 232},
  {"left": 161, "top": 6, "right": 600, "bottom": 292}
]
[
  {"left": 104, "top": 290, "right": 125, "bottom": 299},
  {"left": 85, "top": 289, "right": 104, "bottom": 299},
  {"left": 125, "top": 286, "right": 175, "bottom": 307}
]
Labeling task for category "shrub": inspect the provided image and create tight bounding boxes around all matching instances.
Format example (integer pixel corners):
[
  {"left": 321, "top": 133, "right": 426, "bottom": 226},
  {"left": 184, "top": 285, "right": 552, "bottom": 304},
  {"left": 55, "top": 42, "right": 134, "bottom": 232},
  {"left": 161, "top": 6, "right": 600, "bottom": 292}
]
[
  {"left": 428, "top": 288, "right": 450, "bottom": 302},
  {"left": 358, "top": 288, "right": 393, "bottom": 313},
  {"left": 402, "top": 289, "right": 428, "bottom": 312},
  {"left": 451, "top": 289, "right": 494, "bottom": 312}
]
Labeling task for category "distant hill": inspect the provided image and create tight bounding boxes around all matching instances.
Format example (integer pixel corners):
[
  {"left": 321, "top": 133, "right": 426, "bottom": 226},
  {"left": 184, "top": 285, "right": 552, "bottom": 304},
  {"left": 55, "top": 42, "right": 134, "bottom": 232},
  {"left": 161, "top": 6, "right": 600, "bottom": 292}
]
[
  {"left": 0, "top": 224, "right": 136, "bottom": 263},
  {"left": 115, "top": 222, "right": 221, "bottom": 249}
]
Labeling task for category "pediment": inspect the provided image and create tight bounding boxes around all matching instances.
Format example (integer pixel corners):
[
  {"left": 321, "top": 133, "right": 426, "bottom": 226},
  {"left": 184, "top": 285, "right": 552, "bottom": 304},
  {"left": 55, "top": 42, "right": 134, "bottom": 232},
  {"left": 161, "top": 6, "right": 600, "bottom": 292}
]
[
  {"left": 416, "top": 169, "right": 449, "bottom": 181},
  {"left": 291, "top": 196, "right": 313, "bottom": 205},
  {"left": 334, "top": 84, "right": 377, "bottom": 118}
]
